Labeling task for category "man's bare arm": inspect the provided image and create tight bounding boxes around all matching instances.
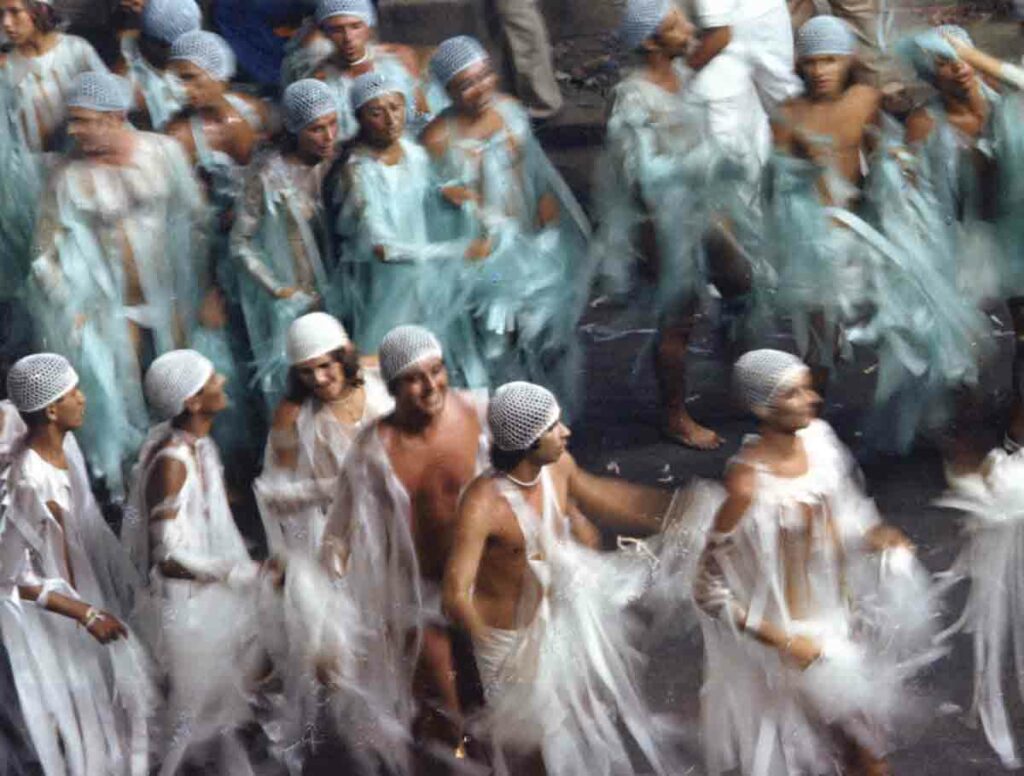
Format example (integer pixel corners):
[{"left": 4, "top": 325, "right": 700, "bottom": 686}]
[
  {"left": 442, "top": 486, "right": 493, "bottom": 641},
  {"left": 564, "top": 454, "right": 673, "bottom": 536}
]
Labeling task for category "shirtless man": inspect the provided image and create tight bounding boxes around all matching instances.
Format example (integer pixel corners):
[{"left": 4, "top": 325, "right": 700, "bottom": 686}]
[
  {"left": 770, "top": 16, "right": 880, "bottom": 390},
  {"left": 443, "top": 381, "right": 678, "bottom": 774},
  {"left": 320, "top": 324, "right": 489, "bottom": 768},
  {"left": 165, "top": 30, "right": 268, "bottom": 172},
  {"left": 774, "top": 16, "right": 880, "bottom": 200}
]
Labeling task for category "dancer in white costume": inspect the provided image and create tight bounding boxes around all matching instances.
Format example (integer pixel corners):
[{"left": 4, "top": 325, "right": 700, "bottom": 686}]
[
  {"left": 122, "top": 350, "right": 265, "bottom": 775},
  {"left": 0, "top": 353, "right": 154, "bottom": 776},
  {"left": 117, "top": 0, "right": 200, "bottom": 130},
  {"left": 320, "top": 324, "right": 489, "bottom": 768},
  {"left": 693, "top": 350, "right": 938, "bottom": 775},
  {"left": 938, "top": 437, "right": 1024, "bottom": 768},
  {"left": 444, "top": 381, "right": 687, "bottom": 775},
  {"left": 257, "top": 311, "right": 392, "bottom": 556}
]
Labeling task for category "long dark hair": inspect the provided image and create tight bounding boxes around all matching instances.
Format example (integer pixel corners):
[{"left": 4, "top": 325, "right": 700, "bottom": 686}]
[
  {"left": 27, "top": 0, "right": 60, "bottom": 34},
  {"left": 284, "top": 346, "right": 364, "bottom": 403}
]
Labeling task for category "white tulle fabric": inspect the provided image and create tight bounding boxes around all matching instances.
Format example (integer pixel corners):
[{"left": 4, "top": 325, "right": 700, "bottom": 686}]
[
  {"left": 0, "top": 432, "right": 155, "bottom": 776},
  {"left": 691, "top": 420, "right": 938, "bottom": 775},
  {"left": 474, "top": 468, "right": 681, "bottom": 776},
  {"left": 937, "top": 447, "right": 1024, "bottom": 768},
  {"left": 122, "top": 424, "right": 262, "bottom": 775},
  {"left": 256, "top": 367, "right": 393, "bottom": 556},
  {"left": 318, "top": 389, "right": 489, "bottom": 770}
]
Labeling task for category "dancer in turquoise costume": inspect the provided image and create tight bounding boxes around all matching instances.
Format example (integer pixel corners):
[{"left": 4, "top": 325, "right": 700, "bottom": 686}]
[
  {"left": 930, "top": 30, "right": 1024, "bottom": 451},
  {"left": 897, "top": 27, "right": 1001, "bottom": 302},
  {"left": 331, "top": 71, "right": 490, "bottom": 387},
  {"left": 230, "top": 78, "right": 338, "bottom": 411},
  {"left": 592, "top": 0, "right": 765, "bottom": 451},
  {"left": 421, "top": 35, "right": 591, "bottom": 412},
  {"left": 0, "top": 0, "right": 106, "bottom": 364},
  {"left": 294, "top": 0, "right": 445, "bottom": 141},
  {"left": 116, "top": 0, "right": 200, "bottom": 130},
  {"left": 29, "top": 72, "right": 208, "bottom": 494},
  {"left": 165, "top": 30, "right": 270, "bottom": 474},
  {"left": 769, "top": 18, "right": 987, "bottom": 453}
]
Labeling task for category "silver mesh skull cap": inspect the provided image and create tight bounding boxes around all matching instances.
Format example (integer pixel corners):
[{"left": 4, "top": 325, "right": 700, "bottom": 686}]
[
  {"left": 141, "top": 0, "right": 202, "bottom": 44},
  {"left": 488, "top": 382, "right": 561, "bottom": 451},
  {"left": 283, "top": 78, "right": 338, "bottom": 133},
  {"left": 619, "top": 0, "right": 673, "bottom": 51},
  {"left": 733, "top": 349, "right": 810, "bottom": 412},
  {"left": 144, "top": 350, "right": 214, "bottom": 421},
  {"left": 315, "top": 0, "right": 377, "bottom": 26},
  {"left": 430, "top": 36, "right": 489, "bottom": 86},
  {"left": 67, "top": 71, "right": 133, "bottom": 113},
  {"left": 7, "top": 354, "right": 79, "bottom": 414},
  {"left": 350, "top": 70, "right": 403, "bottom": 111},
  {"left": 169, "top": 30, "right": 237, "bottom": 82},
  {"left": 287, "top": 312, "right": 351, "bottom": 365},
  {"left": 379, "top": 325, "right": 443, "bottom": 384},
  {"left": 796, "top": 16, "right": 856, "bottom": 59}
]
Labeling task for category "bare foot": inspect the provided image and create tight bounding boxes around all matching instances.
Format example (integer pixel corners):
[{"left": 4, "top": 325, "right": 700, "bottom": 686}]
[{"left": 663, "top": 412, "right": 723, "bottom": 451}]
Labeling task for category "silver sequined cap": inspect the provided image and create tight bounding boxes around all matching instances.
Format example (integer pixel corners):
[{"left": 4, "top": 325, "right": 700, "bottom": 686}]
[
  {"left": 6, "top": 354, "right": 79, "bottom": 414},
  {"left": 430, "top": 35, "right": 488, "bottom": 86},
  {"left": 795, "top": 16, "right": 856, "bottom": 59},
  {"left": 733, "top": 349, "right": 810, "bottom": 412},
  {"left": 67, "top": 71, "right": 134, "bottom": 113},
  {"left": 350, "top": 71, "right": 403, "bottom": 111},
  {"left": 315, "top": 0, "right": 377, "bottom": 27},
  {"left": 379, "top": 325, "right": 443, "bottom": 384},
  {"left": 144, "top": 350, "right": 214, "bottom": 421},
  {"left": 169, "top": 30, "right": 237, "bottom": 82},
  {"left": 141, "top": 0, "right": 202, "bottom": 44},
  {"left": 619, "top": 0, "right": 673, "bottom": 51},
  {"left": 488, "top": 382, "right": 561, "bottom": 451},
  {"left": 283, "top": 78, "right": 338, "bottom": 133}
]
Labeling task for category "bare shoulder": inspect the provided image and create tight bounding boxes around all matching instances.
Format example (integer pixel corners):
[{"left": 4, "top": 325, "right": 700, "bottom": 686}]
[
  {"left": 419, "top": 112, "right": 452, "bottom": 157},
  {"left": 722, "top": 458, "right": 758, "bottom": 501},
  {"left": 145, "top": 442, "right": 188, "bottom": 504},
  {"left": 380, "top": 42, "right": 421, "bottom": 76},
  {"left": 271, "top": 399, "right": 302, "bottom": 432},
  {"left": 458, "top": 476, "right": 500, "bottom": 523},
  {"left": 845, "top": 83, "right": 882, "bottom": 114}
]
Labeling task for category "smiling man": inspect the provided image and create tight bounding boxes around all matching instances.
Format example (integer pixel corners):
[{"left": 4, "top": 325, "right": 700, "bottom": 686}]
[{"left": 320, "top": 324, "right": 490, "bottom": 769}]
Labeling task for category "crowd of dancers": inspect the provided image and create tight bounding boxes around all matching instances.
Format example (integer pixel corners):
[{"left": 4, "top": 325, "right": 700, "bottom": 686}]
[{"left": 2, "top": 0, "right": 1024, "bottom": 773}]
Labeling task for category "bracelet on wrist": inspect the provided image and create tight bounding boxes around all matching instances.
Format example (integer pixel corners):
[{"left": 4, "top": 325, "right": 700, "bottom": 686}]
[{"left": 82, "top": 607, "right": 103, "bottom": 628}]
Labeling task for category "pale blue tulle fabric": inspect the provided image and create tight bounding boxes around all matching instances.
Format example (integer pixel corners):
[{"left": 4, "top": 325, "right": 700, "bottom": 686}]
[
  {"left": 28, "top": 133, "right": 206, "bottom": 494},
  {"left": 330, "top": 136, "right": 488, "bottom": 386},
  {"left": 429, "top": 97, "right": 592, "bottom": 414}
]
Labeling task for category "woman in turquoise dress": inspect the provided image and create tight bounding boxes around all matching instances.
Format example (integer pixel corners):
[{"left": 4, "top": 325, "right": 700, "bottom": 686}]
[{"left": 330, "top": 71, "right": 488, "bottom": 387}]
